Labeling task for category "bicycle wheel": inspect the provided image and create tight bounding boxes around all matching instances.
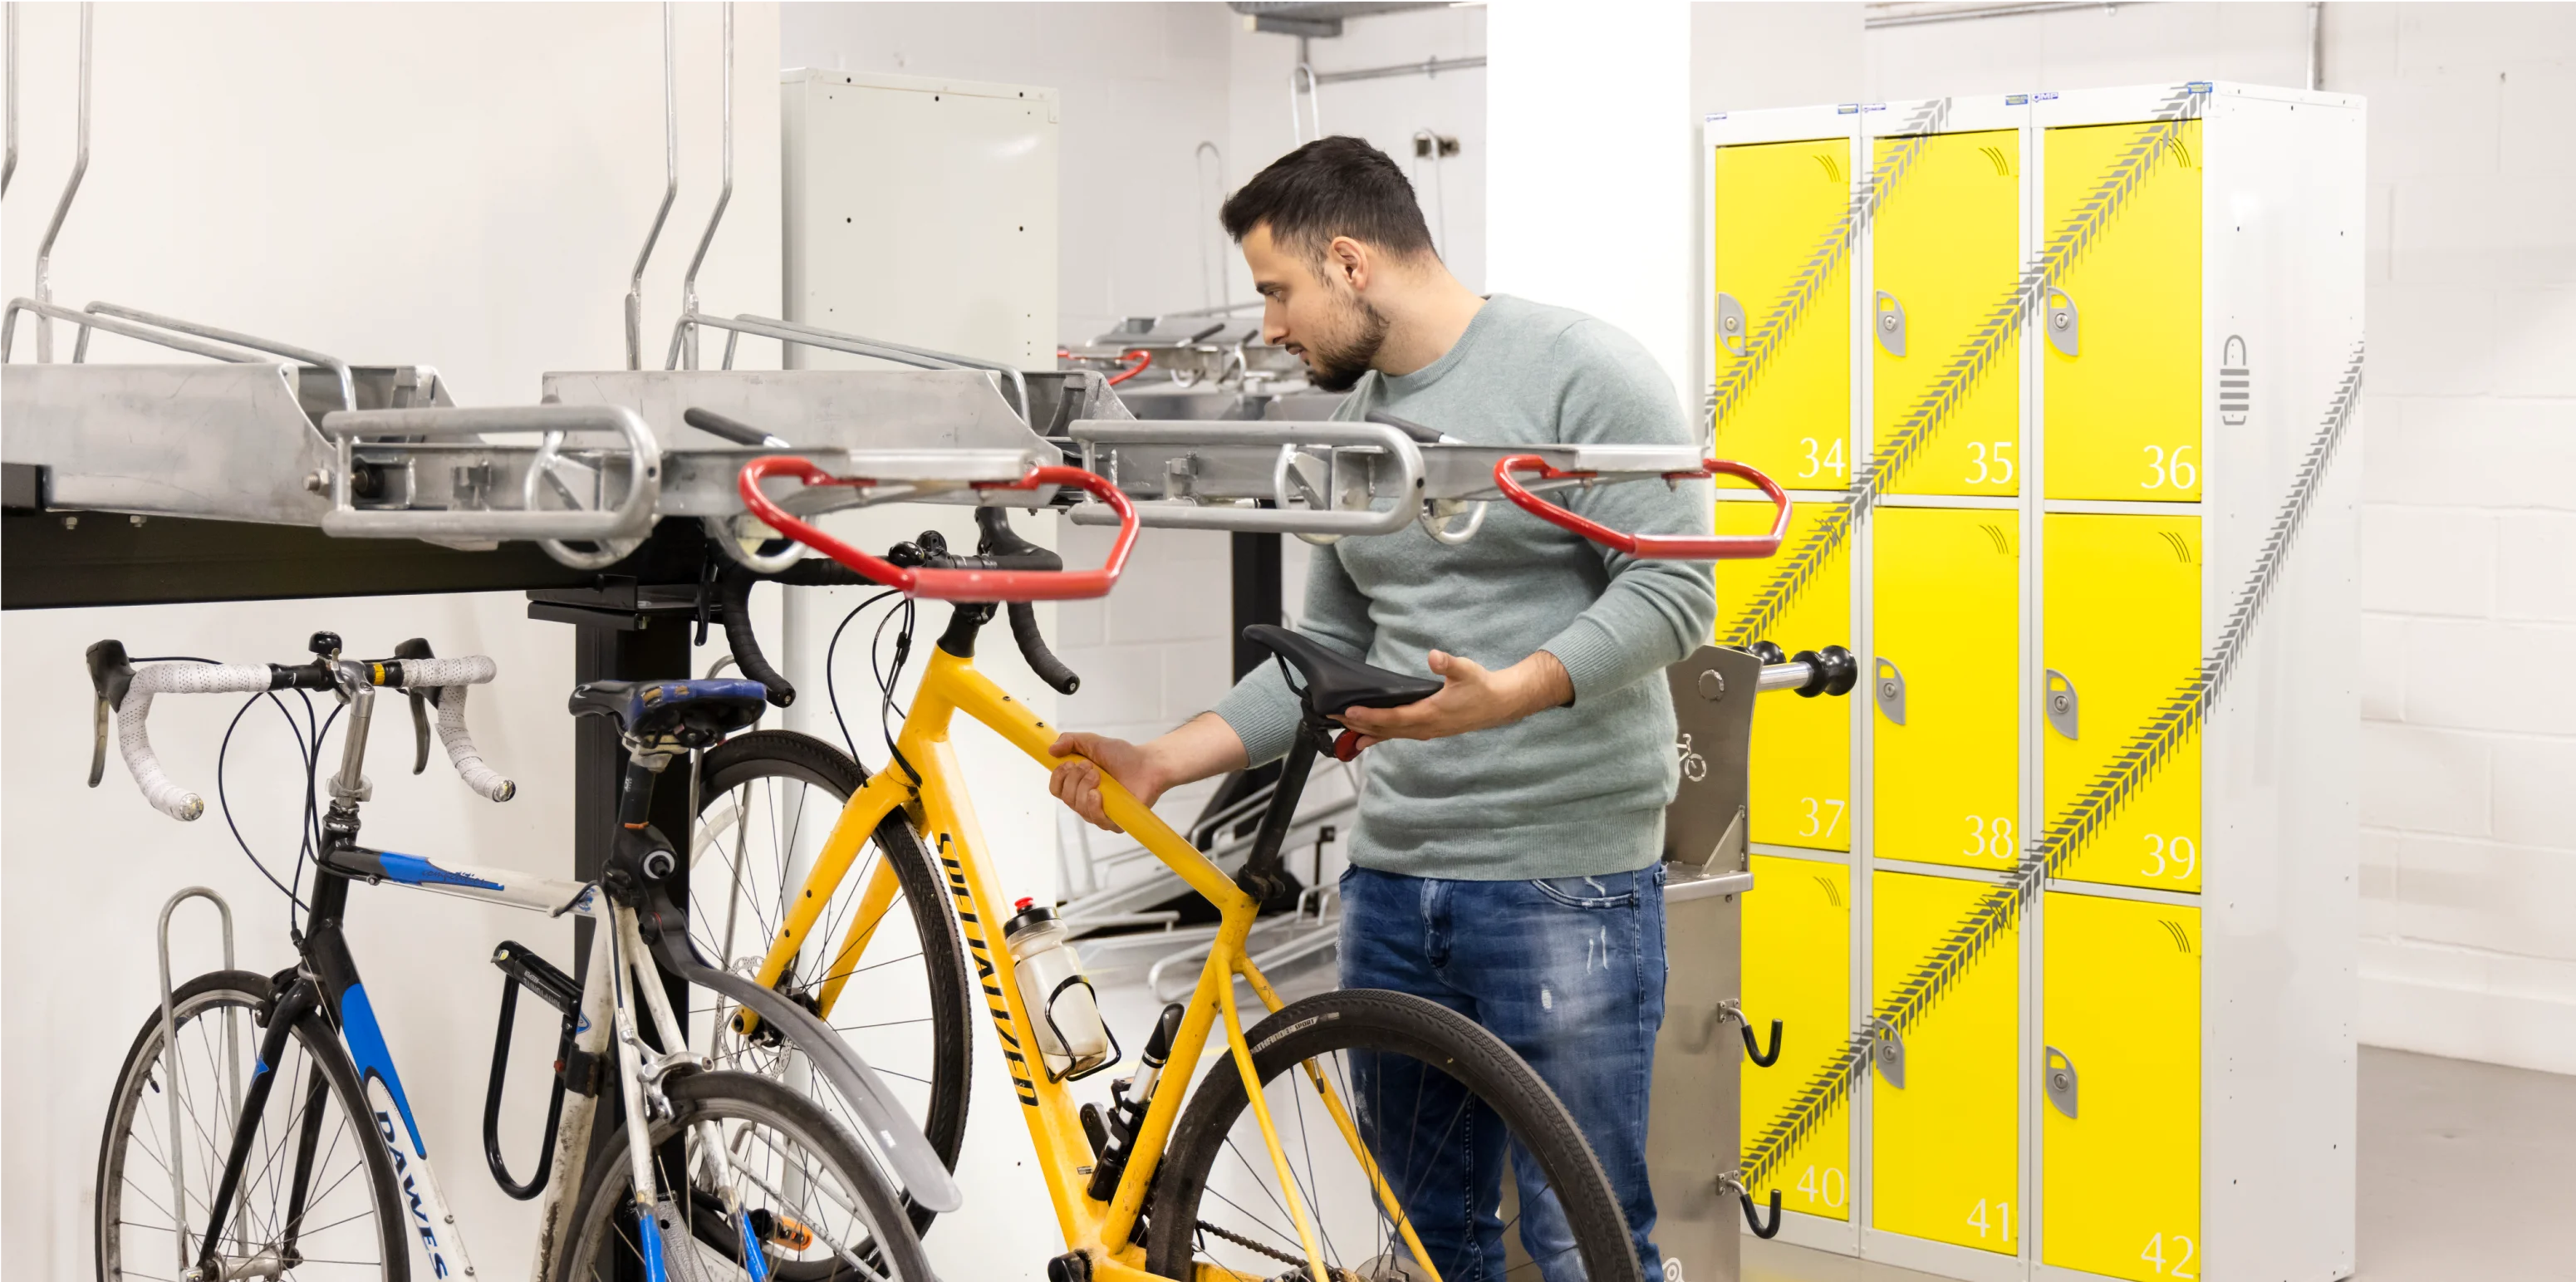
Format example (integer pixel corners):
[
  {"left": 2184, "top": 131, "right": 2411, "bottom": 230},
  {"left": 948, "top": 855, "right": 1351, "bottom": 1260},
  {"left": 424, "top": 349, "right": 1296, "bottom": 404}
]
[
  {"left": 97, "top": 970, "right": 406, "bottom": 1282},
  {"left": 554, "top": 1069, "right": 930, "bottom": 1282},
  {"left": 682, "top": 729, "right": 970, "bottom": 1233},
  {"left": 1146, "top": 988, "right": 1644, "bottom": 1282}
]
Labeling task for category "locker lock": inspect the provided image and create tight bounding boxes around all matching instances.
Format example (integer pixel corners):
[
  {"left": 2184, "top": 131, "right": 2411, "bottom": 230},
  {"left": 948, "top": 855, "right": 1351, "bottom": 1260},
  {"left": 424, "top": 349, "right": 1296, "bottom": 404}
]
[
  {"left": 1872, "top": 1021, "right": 1906, "bottom": 1089},
  {"left": 2045, "top": 1045, "right": 2079, "bottom": 1119},
  {"left": 1873, "top": 290, "right": 1907, "bottom": 357},
  {"left": 2045, "top": 669, "right": 2079, "bottom": 740},
  {"left": 1716, "top": 291, "right": 1749, "bottom": 358},
  {"left": 1872, "top": 657, "right": 1907, "bottom": 726},
  {"left": 2045, "top": 288, "right": 2080, "bottom": 357}
]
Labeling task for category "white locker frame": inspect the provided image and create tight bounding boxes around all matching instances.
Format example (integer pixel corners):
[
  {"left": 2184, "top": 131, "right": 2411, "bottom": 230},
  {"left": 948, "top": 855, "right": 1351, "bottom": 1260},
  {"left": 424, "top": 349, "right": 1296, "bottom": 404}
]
[{"left": 1704, "top": 82, "right": 2363, "bottom": 1282}]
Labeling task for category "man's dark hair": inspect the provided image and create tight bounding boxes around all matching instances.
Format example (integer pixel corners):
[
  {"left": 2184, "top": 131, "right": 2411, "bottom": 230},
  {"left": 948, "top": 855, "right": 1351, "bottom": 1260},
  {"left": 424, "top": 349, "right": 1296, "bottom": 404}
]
[{"left": 1220, "top": 135, "right": 1438, "bottom": 263}]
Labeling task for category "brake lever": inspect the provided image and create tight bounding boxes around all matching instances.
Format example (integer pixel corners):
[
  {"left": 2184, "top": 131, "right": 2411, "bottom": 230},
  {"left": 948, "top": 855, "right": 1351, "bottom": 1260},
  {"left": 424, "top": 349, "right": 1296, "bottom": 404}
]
[
  {"left": 85, "top": 640, "right": 136, "bottom": 789},
  {"left": 393, "top": 638, "right": 439, "bottom": 775}
]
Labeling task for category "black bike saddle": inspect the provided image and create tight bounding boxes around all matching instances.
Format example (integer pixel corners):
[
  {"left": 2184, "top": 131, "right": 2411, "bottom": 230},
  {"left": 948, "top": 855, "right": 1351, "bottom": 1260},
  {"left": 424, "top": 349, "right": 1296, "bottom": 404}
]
[
  {"left": 1244, "top": 625, "right": 1443, "bottom": 718},
  {"left": 567, "top": 678, "right": 769, "bottom": 743}
]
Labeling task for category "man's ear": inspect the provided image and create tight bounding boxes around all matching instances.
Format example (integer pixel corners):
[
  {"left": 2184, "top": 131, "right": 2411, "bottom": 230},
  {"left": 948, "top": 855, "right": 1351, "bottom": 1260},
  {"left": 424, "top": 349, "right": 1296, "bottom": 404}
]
[{"left": 1327, "top": 235, "right": 1371, "bottom": 291}]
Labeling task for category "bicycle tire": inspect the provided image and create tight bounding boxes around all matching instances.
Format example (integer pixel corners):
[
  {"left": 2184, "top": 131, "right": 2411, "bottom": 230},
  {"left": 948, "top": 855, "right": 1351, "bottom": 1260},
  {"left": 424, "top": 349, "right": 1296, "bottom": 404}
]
[
  {"left": 1145, "top": 987, "right": 1644, "bottom": 1282},
  {"left": 553, "top": 1069, "right": 931, "bottom": 1282},
  {"left": 97, "top": 969, "right": 408, "bottom": 1282},
  {"left": 686, "top": 729, "right": 971, "bottom": 1235}
]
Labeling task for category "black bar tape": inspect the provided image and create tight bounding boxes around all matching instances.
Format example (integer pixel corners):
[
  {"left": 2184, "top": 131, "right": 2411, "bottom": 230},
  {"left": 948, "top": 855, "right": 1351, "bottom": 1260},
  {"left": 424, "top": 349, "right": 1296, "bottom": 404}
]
[
  {"left": 718, "top": 564, "right": 797, "bottom": 708},
  {"left": 1009, "top": 602, "right": 1080, "bottom": 695}
]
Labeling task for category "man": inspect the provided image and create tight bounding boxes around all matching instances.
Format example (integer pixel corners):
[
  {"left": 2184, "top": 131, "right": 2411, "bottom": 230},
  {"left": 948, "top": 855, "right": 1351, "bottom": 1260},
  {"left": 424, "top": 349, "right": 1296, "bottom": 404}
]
[{"left": 1048, "top": 136, "right": 1715, "bottom": 1278}]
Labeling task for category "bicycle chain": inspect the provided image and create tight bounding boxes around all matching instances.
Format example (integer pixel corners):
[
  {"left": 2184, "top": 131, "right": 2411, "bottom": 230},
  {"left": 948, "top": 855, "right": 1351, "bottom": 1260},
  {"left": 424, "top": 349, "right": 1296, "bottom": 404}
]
[{"left": 1196, "top": 1219, "right": 1310, "bottom": 1270}]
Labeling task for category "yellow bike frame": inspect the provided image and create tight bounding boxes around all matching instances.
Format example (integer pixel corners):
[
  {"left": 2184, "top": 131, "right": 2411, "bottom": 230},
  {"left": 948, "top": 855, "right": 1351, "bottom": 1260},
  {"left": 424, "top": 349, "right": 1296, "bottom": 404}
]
[{"left": 743, "top": 644, "right": 1440, "bottom": 1282}]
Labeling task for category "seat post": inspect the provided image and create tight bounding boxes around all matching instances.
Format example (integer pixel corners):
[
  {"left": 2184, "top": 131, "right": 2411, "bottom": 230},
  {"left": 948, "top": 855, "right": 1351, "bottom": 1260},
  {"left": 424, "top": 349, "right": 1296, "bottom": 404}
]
[{"left": 1237, "top": 715, "right": 1327, "bottom": 904}]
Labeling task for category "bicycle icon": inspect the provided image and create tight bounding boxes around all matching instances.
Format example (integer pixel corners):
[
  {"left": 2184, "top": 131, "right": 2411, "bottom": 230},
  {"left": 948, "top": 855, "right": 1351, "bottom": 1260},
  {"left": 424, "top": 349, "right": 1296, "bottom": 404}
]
[{"left": 1676, "top": 732, "right": 1707, "bottom": 783}]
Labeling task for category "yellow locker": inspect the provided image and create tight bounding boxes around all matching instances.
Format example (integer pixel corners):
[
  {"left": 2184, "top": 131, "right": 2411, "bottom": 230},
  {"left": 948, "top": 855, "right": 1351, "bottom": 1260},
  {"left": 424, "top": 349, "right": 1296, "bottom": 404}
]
[
  {"left": 2044, "top": 514, "right": 2203, "bottom": 891},
  {"left": 1870, "top": 870, "right": 2019, "bottom": 1253},
  {"left": 2043, "top": 120, "right": 2203, "bottom": 501},
  {"left": 1719, "top": 499, "right": 1851, "bottom": 851},
  {"left": 1871, "top": 508, "right": 2019, "bottom": 870},
  {"left": 1872, "top": 129, "right": 2021, "bottom": 498},
  {"left": 1744, "top": 855, "right": 1852, "bottom": 1221},
  {"left": 2042, "top": 892, "right": 2201, "bottom": 1281},
  {"left": 1712, "top": 137, "right": 1852, "bottom": 489}
]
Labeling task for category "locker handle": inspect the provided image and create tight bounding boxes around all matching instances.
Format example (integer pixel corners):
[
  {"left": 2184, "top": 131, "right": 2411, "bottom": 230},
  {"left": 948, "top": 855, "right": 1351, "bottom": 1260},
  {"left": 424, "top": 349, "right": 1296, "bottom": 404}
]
[
  {"left": 1872, "top": 1020, "right": 1906, "bottom": 1089},
  {"left": 1494, "top": 455, "right": 1791, "bottom": 561},
  {"left": 2045, "top": 669, "right": 2079, "bottom": 739},
  {"left": 1872, "top": 657, "right": 1906, "bottom": 726},
  {"left": 2045, "top": 1045, "right": 2079, "bottom": 1119},
  {"left": 2046, "top": 287, "right": 2080, "bottom": 357},
  {"left": 1716, "top": 291, "right": 1749, "bottom": 358},
  {"left": 1874, "top": 290, "right": 1907, "bottom": 357}
]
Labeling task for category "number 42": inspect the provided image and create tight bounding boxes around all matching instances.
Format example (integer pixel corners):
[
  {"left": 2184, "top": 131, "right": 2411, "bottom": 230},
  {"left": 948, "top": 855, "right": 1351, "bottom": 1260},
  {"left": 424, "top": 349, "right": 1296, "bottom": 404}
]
[{"left": 2142, "top": 1231, "right": 2198, "bottom": 1279}]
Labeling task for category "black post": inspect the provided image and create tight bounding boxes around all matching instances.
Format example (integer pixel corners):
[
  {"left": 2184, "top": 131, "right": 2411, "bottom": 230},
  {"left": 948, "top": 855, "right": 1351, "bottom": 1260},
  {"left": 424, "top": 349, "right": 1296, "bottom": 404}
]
[{"left": 1230, "top": 532, "right": 1282, "bottom": 680}]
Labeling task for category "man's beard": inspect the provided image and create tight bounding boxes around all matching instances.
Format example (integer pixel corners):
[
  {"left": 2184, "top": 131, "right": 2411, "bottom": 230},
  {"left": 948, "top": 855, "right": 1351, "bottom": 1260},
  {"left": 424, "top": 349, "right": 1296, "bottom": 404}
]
[{"left": 1302, "top": 293, "right": 1390, "bottom": 393}]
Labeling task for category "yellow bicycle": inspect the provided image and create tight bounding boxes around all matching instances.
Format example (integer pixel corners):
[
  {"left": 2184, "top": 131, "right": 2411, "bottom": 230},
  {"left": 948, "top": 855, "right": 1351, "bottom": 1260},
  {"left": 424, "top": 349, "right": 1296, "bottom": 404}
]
[{"left": 666, "top": 458, "right": 1650, "bottom": 1282}]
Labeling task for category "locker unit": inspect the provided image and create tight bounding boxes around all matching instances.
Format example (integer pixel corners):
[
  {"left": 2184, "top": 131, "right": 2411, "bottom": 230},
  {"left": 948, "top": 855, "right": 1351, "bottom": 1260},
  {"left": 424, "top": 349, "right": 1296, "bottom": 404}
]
[
  {"left": 1741, "top": 854, "right": 1852, "bottom": 1222},
  {"left": 1702, "top": 82, "right": 2360, "bottom": 1282},
  {"left": 1709, "top": 130, "right": 1857, "bottom": 490},
  {"left": 1716, "top": 499, "right": 1852, "bottom": 852},
  {"left": 1870, "top": 871, "right": 2020, "bottom": 1255}
]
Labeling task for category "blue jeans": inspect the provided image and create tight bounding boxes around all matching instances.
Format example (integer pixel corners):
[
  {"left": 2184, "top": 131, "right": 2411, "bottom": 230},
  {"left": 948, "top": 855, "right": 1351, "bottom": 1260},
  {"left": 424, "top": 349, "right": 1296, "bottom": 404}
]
[{"left": 1338, "top": 862, "right": 1666, "bottom": 1282}]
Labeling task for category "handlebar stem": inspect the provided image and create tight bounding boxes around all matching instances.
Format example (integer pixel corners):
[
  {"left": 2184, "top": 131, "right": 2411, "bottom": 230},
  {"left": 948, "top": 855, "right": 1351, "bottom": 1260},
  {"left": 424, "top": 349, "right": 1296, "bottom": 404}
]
[{"left": 330, "top": 674, "right": 375, "bottom": 806}]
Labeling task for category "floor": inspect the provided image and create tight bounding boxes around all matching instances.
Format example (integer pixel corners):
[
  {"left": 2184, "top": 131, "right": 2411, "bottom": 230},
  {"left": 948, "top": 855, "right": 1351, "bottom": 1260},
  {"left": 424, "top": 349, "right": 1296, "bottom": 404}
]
[{"left": 1739, "top": 1046, "right": 2576, "bottom": 1282}]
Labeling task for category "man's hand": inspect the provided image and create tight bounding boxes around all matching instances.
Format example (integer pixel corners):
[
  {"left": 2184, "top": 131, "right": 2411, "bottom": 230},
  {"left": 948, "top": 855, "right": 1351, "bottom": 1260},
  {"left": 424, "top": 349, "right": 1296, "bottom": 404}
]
[
  {"left": 1335, "top": 650, "right": 1573, "bottom": 749},
  {"left": 1048, "top": 713, "right": 1249, "bottom": 834}
]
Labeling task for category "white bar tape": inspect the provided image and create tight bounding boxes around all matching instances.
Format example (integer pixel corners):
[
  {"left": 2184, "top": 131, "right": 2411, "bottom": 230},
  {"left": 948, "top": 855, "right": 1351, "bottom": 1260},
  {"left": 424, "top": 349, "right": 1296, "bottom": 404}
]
[
  {"left": 430, "top": 682, "right": 515, "bottom": 803},
  {"left": 118, "top": 663, "right": 273, "bottom": 822},
  {"left": 398, "top": 656, "right": 515, "bottom": 803}
]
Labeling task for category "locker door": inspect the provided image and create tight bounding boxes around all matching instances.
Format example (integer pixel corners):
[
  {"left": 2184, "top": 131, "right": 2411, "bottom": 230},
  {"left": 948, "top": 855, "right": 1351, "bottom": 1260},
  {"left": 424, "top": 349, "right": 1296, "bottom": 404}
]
[
  {"left": 1743, "top": 855, "right": 1851, "bottom": 1221},
  {"left": 2042, "top": 120, "right": 2203, "bottom": 501},
  {"left": 1870, "top": 870, "right": 2019, "bottom": 1254},
  {"left": 1872, "top": 508, "right": 2019, "bottom": 871},
  {"left": 1719, "top": 499, "right": 1851, "bottom": 852},
  {"left": 1712, "top": 137, "right": 1853, "bottom": 489},
  {"left": 1872, "top": 129, "right": 2021, "bottom": 497},
  {"left": 2043, "top": 514, "right": 2203, "bottom": 891},
  {"left": 2042, "top": 892, "right": 2201, "bottom": 1281}
]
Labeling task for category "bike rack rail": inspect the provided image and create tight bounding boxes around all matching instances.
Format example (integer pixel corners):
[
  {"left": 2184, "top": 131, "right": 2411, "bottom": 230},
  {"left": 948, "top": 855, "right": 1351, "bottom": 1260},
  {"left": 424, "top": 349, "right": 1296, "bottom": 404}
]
[{"left": 157, "top": 885, "right": 238, "bottom": 1279}]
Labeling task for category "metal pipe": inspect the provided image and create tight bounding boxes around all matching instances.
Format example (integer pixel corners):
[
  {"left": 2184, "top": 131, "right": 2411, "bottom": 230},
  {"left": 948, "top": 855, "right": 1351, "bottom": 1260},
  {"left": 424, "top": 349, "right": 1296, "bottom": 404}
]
[
  {"left": 1864, "top": 2, "right": 2111, "bottom": 29},
  {"left": 4, "top": 2, "right": 19, "bottom": 200},
  {"left": 1195, "top": 140, "right": 1226, "bottom": 313},
  {"left": 2307, "top": 0, "right": 2324, "bottom": 91},
  {"left": 33, "top": 2, "right": 90, "bottom": 363},
  {"left": 1310, "top": 54, "right": 1486, "bottom": 86},
  {"left": 2, "top": 296, "right": 259, "bottom": 365},
  {"left": 1288, "top": 61, "right": 1321, "bottom": 144},
  {"left": 82, "top": 302, "right": 355, "bottom": 411},
  {"left": 705, "top": 311, "right": 1031, "bottom": 421},
  {"left": 626, "top": 2, "right": 678, "bottom": 371},
  {"left": 672, "top": 2, "right": 732, "bottom": 372}
]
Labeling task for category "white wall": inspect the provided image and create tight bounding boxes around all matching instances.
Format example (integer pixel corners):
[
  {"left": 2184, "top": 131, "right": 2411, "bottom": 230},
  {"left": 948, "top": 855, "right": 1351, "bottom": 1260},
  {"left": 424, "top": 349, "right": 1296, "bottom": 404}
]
[
  {"left": 1490, "top": 0, "right": 1693, "bottom": 392},
  {"left": 0, "top": 2, "right": 782, "bottom": 1274},
  {"left": 780, "top": 2, "right": 1236, "bottom": 345},
  {"left": 1227, "top": 4, "right": 1490, "bottom": 293}
]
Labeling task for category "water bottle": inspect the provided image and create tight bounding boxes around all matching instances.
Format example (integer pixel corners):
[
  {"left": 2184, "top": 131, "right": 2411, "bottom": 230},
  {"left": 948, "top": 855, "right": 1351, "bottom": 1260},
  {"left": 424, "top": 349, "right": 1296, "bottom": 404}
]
[{"left": 1003, "top": 897, "right": 1111, "bottom": 1079}]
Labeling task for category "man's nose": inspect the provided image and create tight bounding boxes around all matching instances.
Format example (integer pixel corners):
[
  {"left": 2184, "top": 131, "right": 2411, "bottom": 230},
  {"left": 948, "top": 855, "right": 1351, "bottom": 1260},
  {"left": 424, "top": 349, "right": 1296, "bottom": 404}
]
[{"left": 1263, "top": 303, "right": 1288, "bottom": 346}]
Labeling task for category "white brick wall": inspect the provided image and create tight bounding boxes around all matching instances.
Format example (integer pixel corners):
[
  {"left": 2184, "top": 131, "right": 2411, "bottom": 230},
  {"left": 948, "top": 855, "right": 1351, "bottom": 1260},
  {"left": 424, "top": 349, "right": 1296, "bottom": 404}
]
[{"left": 1693, "top": 1, "right": 2576, "bottom": 1074}]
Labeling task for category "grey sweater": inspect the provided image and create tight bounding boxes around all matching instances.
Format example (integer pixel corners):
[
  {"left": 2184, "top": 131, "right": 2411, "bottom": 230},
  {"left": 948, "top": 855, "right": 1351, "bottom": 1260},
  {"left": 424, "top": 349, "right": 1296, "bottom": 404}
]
[{"left": 1210, "top": 296, "right": 1718, "bottom": 881}]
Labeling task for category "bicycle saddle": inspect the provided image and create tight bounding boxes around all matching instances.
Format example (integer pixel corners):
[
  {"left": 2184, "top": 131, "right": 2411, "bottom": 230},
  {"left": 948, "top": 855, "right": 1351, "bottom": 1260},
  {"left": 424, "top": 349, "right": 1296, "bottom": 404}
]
[
  {"left": 1243, "top": 625, "right": 1443, "bottom": 718},
  {"left": 567, "top": 678, "right": 768, "bottom": 743}
]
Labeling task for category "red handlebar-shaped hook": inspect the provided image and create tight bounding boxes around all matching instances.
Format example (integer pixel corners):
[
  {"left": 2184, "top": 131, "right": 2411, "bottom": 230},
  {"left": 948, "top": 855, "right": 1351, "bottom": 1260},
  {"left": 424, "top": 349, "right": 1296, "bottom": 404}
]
[
  {"left": 735, "top": 456, "right": 1141, "bottom": 602},
  {"left": 1494, "top": 455, "right": 1792, "bottom": 560}
]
